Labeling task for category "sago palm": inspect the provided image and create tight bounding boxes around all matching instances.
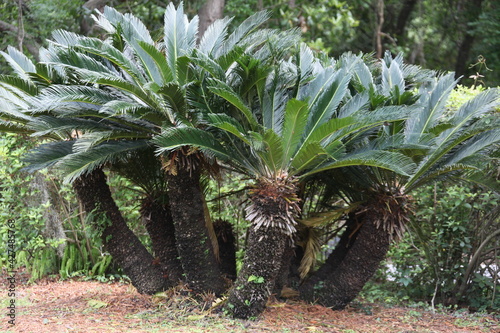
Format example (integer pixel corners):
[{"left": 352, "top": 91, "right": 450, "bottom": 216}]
[
  {"left": 0, "top": 46, "right": 175, "bottom": 294},
  {"left": 18, "top": 3, "right": 277, "bottom": 294},
  {"left": 298, "top": 52, "right": 500, "bottom": 309},
  {"left": 154, "top": 47, "right": 419, "bottom": 318}
]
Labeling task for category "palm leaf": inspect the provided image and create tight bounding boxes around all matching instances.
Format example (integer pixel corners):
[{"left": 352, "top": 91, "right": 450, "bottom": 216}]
[
  {"left": 153, "top": 127, "right": 234, "bottom": 162},
  {"left": 23, "top": 141, "right": 75, "bottom": 172},
  {"left": 281, "top": 99, "right": 310, "bottom": 167},
  {"left": 303, "top": 150, "right": 417, "bottom": 178},
  {"left": 0, "top": 46, "right": 36, "bottom": 79}
]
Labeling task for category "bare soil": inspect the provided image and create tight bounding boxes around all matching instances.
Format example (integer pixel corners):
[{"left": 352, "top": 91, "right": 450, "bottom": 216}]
[{"left": 2, "top": 276, "right": 499, "bottom": 333}]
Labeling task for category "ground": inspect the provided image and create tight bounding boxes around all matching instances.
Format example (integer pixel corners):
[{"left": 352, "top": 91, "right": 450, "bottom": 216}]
[{"left": 1, "top": 276, "right": 499, "bottom": 333}]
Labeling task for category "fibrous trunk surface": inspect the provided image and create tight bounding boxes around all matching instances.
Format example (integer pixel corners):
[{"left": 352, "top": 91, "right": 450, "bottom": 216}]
[
  {"left": 72, "top": 169, "right": 171, "bottom": 294},
  {"left": 166, "top": 166, "right": 225, "bottom": 295},
  {"left": 299, "top": 213, "right": 390, "bottom": 309},
  {"left": 141, "top": 197, "right": 183, "bottom": 283},
  {"left": 226, "top": 225, "right": 289, "bottom": 319}
]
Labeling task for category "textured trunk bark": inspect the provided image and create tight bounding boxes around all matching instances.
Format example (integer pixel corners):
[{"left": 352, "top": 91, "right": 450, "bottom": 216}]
[
  {"left": 198, "top": 0, "right": 225, "bottom": 38},
  {"left": 299, "top": 214, "right": 390, "bottom": 309},
  {"left": 454, "top": 0, "right": 484, "bottom": 80},
  {"left": 73, "top": 169, "right": 171, "bottom": 294},
  {"left": 299, "top": 218, "right": 359, "bottom": 296},
  {"left": 166, "top": 166, "right": 225, "bottom": 295},
  {"left": 214, "top": 219, "right": 237, "bottom": 281},
  {"left": 226, "top": 225, "right": 289, "bottom": 319},
  {"left": 140, "top": 196, "right": 183, "bottom": 283}
]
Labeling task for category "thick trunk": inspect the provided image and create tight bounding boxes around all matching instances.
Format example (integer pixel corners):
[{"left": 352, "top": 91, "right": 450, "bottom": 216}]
[
  {"left": 140, "top": 196, "right": 183, "bottom": 283},
  {"left": 454, "top": 0, "right": 484, "bottom": 80},
  {"left": 299, "top": 218, "right": 359, "bottom": 295},
  {"left": 166, "top": 166, "right": 225, "bottom": 295},
  {"left": 73, "top": 169, "right": 171, "bottom": 294},
  {"left": 214, "top": 219, "right": 237, "bottom": 281},
  {"left": 226, "top": 225, "right": 289, "bottom": 319},
  {"left": 198, "top": 0, "right": 225, "bottom": 38},
  {"left": 299, "top": 214, "right": 390, "bottom": 309}
]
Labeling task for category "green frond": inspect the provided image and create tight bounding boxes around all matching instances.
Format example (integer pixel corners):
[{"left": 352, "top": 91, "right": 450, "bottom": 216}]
[
  {"left": 28, "top": 115, "right": 115, "bottom": 137},
  {"left": 405, "top": 72, "right": 457, "bottom": 141},
  {"left": 0, "top": 74, "right": 38, "bottom": 96},
  {"left": 138, "top": 41, "right": 173, "bottom": 84},
  {"left": 23, "top": 141, "right": 75, "bottom": 172},
  {"left": 0, "top": 120, "right": 29, "bottom": 133},
  {"left": 191, "top": 49, "right": 226, "bottom": 80},
  {"left": 281, "top": 99, "right": 309, "bottom": 167},
  {"left": 290, "top": 142, "right": 329, "bottom": 174},
  {"left": 302, "top": 150, "right": 417, "bottom": 178},
  {"left": 380, "top": 59, "right": 404, "bottom": 97},
  {"left": 153, "top": 127, "right": 233, "bottom": 162},
  {"left": 164, "top": 2, "right": 197, "bottom": 82},
  {"left": 207, "top": 79, "right": 258, "bottom": 129},
  {"left": 0, "top": 46, "right": 36, "bottom": 79},
  {"left": 61, "top": 140, "right": 150, "bottom": 183},
  {"left": 198, "top": 17, "right": 232, "bottom": 56},
  {"left": 219, "top": 11, "right": 270, "bottom": 58},
  {"left": 302, "top": 67, "right": 351, "bottom": 137}
]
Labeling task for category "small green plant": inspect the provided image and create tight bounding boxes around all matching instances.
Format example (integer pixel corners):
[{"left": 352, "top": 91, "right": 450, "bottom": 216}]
[{"left": 247, "top": 275, "right": 265, "bottom": 284}]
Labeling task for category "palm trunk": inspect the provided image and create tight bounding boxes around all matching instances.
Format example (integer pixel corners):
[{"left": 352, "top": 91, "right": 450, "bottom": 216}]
[
  {"left": 299, "top": 213, "right": 390, "bottom": 309},
  {"left": 73, "top": 169, "right": 172, "bottom": 294},
  {"left": 214, "top": 219, "right": 237, "bottom": 281},
  {"left": 226, "top": 225, "right": 289, "bottom": 318},
  {"left": 226, "top": 177, "right": 300, "bottom": 319},
  {"left": 140, "top": 196, "right": 184, "bottom": 283},
  {"left": 165, "top": 166, "right": 225, "bottom": 295}
]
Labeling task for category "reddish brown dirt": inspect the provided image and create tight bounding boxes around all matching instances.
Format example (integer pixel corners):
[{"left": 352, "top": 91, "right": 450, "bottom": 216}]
[{"left": 1, "top": 278, "right": 499, "bottom": 333}]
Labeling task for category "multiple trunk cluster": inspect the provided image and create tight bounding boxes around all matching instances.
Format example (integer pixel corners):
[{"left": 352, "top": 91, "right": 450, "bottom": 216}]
[{"left": 72, "top": 165, "right": 399, "bottom": 319}]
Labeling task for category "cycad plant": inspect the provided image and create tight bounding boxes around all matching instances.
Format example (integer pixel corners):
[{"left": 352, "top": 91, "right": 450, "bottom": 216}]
[
  {"left": 2, "top": 3, "right": 277, "bottom": 295},
  {"left": 0, "top": 46, "right": 173, "bottom": 294},
  {"left": 155, "top": 46, "right": 419, "bottom": 317},
  {"left": 298, "top": 53, "right": 500, "bottom": 309}
]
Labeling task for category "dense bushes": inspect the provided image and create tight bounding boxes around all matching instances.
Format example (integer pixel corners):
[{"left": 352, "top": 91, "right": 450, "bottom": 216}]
[{"left": 0, "top": 133, "right": 141, "bottom": 281}]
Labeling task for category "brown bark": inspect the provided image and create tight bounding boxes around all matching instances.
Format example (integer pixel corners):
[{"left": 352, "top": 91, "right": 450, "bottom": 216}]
[
  {"left": 214, "top": 219, "right": 237, "bottom": 281},
  {"left": 73, "top": 169, "right": 171, "bottom": 294},
  {"left": 299, "top": 213, "right": 390, "bottom": 309},
  {"left": 140, "top": 196, "right": 184, "bottom": 283},
  {"left": 454, "top": 0, "right": 484, "bottom": 80},
  {"left": 375, "top": 0, "right": 385, "bottom": 59},
  {"left": 198, "top": 0, "right": 225, "bottom": 39},
  {"left": 165, "top": 166, "right": 225, "bottom": 295},
  {"left": 226, "top": 225, "right": 289, "bottom": 319}
]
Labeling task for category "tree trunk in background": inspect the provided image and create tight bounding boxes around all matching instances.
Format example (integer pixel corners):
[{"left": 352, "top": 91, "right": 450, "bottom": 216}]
[
  {"left": 394, "top": 0, "right": 419, "bottom": 39},
  {"left": 73, "top": 169, "right": 172, "bottom": 294},
  {"left": 166, "top": 166, "right": 225, "bottom": 295},
  {"left": 375, "top": 0, "right": 385, "bottom": 59},
  {"left": 214, "top": 219, "right": 237, "bottom": 281},
  {"left": 454, "top": 0, "right": 484, "bottom": 80},
  {"left": 198, "top": 0, "right": 225, "bottom": 38},
  {"left": 299, "top": 213, "right": 390, "bottom": 309},
  {"left": 226, "top": 225, "right": 289, "bottom": 319},
  {"left": 140, "top": 196, "right": 184, "bottom": 283}
]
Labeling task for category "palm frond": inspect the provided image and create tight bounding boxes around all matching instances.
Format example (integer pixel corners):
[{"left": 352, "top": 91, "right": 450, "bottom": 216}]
[
  {"left": 303, "top": 150, "right": 417, "bottom": 178},
  {"left": 219, "top": 11, "right": 270, "bottom": 57},
  {"left": 61, "top": 140, "right": 150, "bottom": 183},
  {"left": 153, "top": 127, "right": 234, "bottom": 162},
  {"left": 199, "top": 17, "right": 232, "bottom": 55},
  {"left": 281, "top": 99, "right": 309, "bottom": 168},
  {"left": 23, "top": 141, "right": 75, "bottom": 172},
  {"left": 0, "top": 46, "right": 36, "bottom": 79}
]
